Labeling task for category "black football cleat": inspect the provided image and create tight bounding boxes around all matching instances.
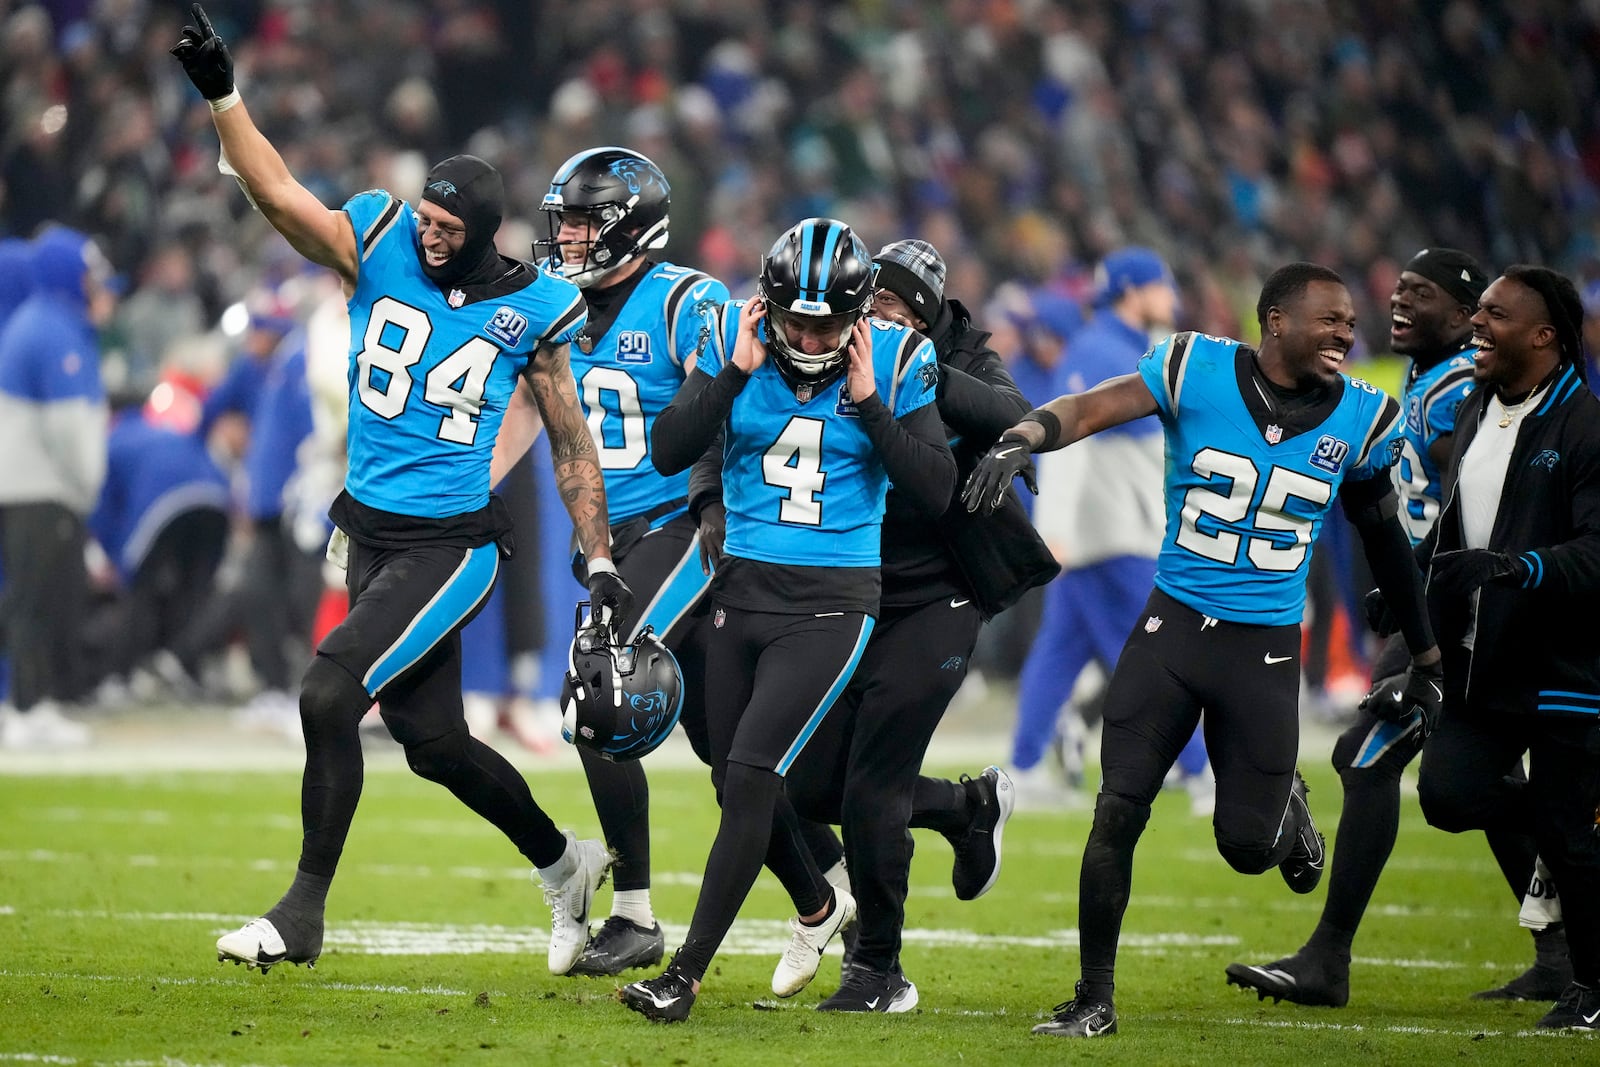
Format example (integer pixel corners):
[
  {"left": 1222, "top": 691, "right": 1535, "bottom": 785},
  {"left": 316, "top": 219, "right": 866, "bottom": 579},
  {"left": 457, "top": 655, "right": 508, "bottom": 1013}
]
[
  {"left": 1225, "top": 949, "right": 1350, "bottom": 1007},
  {"left": 623, "top": 966, "right": 696, "bottom": 1023},
  {"left": 1278, "top": 771, "right": 1325, "bottom": 894},
  {"left": 568, "top": 916, "right": 665, "bottom": 977},
  {"left": 1536, "top": 981, "right": 1600, "bottom": 1030},
  {"left": 950, "top": 765, "right": 1015, "bottom": 901},
  {"left": 1474, "top": 959, "right": 1575, "bottom": 1001},
  {"left": 816, "top": 966, "right": 919, "bottom": 1013},
  {"left": 1031, "top": 982, "right": 1117, "bottom": 1038}
]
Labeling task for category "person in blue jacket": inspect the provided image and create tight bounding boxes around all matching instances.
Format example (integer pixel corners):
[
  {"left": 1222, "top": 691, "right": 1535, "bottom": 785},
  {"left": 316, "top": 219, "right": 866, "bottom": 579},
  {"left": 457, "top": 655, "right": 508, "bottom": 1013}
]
[{"left": 0, "top": 226, "right": 117, "bottom": 750}]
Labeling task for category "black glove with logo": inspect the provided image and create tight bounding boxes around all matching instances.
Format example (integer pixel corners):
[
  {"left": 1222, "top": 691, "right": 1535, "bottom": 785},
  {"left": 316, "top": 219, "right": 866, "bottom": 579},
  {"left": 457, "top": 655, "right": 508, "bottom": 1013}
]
[
  {"left": 962, "top": 431, "right": 1039, "bottom": 515},
  {"left": 1429, "top": 548, "right": 1530, "bottom": 596},
  {"left": 1360, "top": 659, "right": 1445, "bottom": 738},
  {"left": 585, "top": 563, "right": 634, "bottom": 633},
  {"left": 170, "top": 3, "right": 235, "bottom": 101}
]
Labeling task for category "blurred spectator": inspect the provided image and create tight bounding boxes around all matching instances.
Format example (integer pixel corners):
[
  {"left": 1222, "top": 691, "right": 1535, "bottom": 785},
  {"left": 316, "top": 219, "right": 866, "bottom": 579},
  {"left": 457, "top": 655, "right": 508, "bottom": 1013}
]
[
  {"left": 83, "top": 396, "right": 230, "bottom": 698},
  {"left": 0, "top": 226, "right": 116, "bottom": 749},
  {"left": 111, "top": 241, "right": 206, "bottom": 393}
]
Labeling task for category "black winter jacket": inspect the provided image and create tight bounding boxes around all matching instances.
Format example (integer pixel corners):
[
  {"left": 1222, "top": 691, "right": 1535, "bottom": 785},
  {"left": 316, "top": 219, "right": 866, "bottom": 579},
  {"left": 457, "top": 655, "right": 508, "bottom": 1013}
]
[{"left": 1421, "top": 361, "right": 1600, "bottom": 720}]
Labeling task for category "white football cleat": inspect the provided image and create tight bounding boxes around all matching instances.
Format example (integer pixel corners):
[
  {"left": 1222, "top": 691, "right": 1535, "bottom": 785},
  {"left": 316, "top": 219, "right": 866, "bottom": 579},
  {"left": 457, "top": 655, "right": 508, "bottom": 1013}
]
[
  {"left": 540, "top": 833, "right": 613, "bottom": 975},
  {"left": 772, "top": 887, "right": 856, "bottom": 998},
  {"left": 216, "top": 916, "right": 318, "bottom": 974}
]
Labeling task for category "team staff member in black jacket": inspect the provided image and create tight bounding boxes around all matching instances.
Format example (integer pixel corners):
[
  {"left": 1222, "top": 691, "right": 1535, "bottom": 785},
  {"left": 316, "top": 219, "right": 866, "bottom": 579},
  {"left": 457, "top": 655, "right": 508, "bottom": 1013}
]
[
  {"left": 1413, "top": 265, "right": 1600, "bottom": 1031},
  {"left": 779, "top": 239, "right": 1060, "bottom": 1012}
]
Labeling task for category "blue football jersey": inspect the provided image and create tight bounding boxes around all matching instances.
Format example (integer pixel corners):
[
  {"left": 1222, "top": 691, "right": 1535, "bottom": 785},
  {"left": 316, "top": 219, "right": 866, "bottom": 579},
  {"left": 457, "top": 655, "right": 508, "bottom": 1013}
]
[
  {"left": 1138, "top": 332, "right": 1403, "bottom": 625},
  {"left": 341, "top": 192, "right": 586, "bottom": 518},
  {"left": 1394, "top": 350, "right": 1475, "bottom": 543},
  {"left": 572, "top": 263, "right": 728, "bottom": 524},
  {"left": 698, "top": 302, "right": 938, "bottom": 567}
]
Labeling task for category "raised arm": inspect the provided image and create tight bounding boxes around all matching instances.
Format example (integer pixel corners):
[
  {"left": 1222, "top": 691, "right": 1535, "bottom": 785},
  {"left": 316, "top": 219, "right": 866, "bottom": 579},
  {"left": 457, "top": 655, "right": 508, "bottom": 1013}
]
[{"left": 171, "top": 4, "right": 358, "bottom": 289}]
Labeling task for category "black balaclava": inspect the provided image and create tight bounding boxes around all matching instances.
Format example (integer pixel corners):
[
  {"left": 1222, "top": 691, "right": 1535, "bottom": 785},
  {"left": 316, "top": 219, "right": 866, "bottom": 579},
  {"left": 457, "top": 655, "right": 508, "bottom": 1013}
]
[{"left": 419, "top": 155, "right": 505, "bottom": 290}]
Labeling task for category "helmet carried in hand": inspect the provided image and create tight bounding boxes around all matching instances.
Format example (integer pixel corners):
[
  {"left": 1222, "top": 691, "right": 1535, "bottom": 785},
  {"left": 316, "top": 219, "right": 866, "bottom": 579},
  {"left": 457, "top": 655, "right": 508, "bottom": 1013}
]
[{"left": 560, "top": 605, "right": 683, "bottom": 762}]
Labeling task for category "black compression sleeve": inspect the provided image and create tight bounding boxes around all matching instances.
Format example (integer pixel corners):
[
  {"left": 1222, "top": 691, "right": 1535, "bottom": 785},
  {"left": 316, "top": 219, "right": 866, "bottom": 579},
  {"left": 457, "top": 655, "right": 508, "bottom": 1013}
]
[
  {"left": 651, "top": 365, "right": 748, "bottom": 475},
  {"left": 1345, "top": 479, "right": 1435, "bottom": 654},
  {"left": 856, "top": 394, "right": 957, "bottom": 517}
]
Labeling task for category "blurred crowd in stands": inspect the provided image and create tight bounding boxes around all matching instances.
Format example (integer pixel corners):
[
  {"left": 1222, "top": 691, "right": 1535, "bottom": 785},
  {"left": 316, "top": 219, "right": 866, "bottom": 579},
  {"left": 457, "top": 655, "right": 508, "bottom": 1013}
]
[{"left": 1, "top": 0, "right": 1598, "bottom": 752}]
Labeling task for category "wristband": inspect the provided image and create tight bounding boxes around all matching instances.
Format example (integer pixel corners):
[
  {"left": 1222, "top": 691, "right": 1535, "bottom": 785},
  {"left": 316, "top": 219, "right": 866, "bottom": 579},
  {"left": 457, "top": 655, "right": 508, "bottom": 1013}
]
[
  {"left": 586, "top": 556, "right": 618, "bottom": 580},
  {"left": 1020, "top": 408, "right": 1062, "bottom": 450},
  {"left": 208, "top": 88, "right": 242, "bottom": 113}
]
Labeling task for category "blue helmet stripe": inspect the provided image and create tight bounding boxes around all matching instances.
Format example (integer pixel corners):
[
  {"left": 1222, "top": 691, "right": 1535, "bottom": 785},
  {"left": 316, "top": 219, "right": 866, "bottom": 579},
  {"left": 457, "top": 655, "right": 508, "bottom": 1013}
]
[{"left": 814, "top": 222, "right": 844, "bottom": 297}]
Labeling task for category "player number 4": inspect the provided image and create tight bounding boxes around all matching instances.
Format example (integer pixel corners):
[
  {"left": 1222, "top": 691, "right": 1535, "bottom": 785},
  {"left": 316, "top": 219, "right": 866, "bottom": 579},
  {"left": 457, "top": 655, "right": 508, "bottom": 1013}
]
[{"left": 763, "top": 417, "right": 827, "bottom": 525}]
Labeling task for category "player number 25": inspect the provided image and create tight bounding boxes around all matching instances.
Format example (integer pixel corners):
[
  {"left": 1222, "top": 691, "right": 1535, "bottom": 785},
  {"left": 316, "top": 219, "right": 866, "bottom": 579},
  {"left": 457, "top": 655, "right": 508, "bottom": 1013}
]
[{"left": 1175, "top": 447, "right": 1332, "bottom": 571}]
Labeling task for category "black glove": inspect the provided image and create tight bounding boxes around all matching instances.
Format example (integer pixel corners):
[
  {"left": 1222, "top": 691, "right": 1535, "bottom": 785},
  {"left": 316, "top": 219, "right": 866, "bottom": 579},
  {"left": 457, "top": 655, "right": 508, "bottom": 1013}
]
[
  {"left": 1429, "top": 548, "right": 1529, "bottom": 596},
  {"left": 961, "top": 431, "right": 1038, "bottom": 515},
  {"left": 1360, "top": 660, "right": 1444, "bottom": 737},
  {"left": 585, "top": 564, "right": 634, "bottom": 633},
  {"left": 697, "top": 500, "right": 726, "bottom": 576},
  {"left": 1363, "top": 587, "right": 1397, "bottom": 637},
  {"left": 171, "top": 3, "right": 235, "bottom": 101}
]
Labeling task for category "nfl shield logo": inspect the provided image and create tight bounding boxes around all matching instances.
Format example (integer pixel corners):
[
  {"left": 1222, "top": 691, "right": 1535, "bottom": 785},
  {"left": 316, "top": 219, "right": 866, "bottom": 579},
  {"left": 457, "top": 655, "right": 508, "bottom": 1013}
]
[
  {"left": 714, "top": 608, "right": 726, "bottom": 629},
  {"left": 796, "top": 383, "right": 813, "bottom": 403},
  {"left": 448, "top": 288, "right": 466, "bottom": 308},
  {"left": 1265, "top": 423, "right": 1283, "bottom": 444},
  {"left": 1144, "top": 615, "right": 1162, "bottom": 633}
]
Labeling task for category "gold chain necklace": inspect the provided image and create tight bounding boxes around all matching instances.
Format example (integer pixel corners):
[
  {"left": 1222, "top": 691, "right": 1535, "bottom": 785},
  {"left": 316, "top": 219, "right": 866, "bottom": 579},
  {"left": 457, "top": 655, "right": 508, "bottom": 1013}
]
[{"left": 1496, "top": 389, "right": 1539, "bottom": 428}]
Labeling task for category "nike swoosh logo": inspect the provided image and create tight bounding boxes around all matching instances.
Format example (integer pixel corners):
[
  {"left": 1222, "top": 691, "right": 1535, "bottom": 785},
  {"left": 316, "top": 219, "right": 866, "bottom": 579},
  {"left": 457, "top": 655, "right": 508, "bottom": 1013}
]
[
  {"left": 950, "top": 598, "right": 971, "bottom": 608},
  {"left": 1584, "top": 1007, "right": 1600, "bottom": 1024},
  {"left": 690, "top": 281, "right": 713, "bottom": 300},
  {"left": 994, "top": 445, "right": 1024, "bottom": 459},
  {"left": 645, "top": 990, "right": 680, "bottom": 1008},
  {"left": 866, "top": 996, "right": 882, "bottom": 1010},
  {"left": 1085, "top": 1017, "right": 1112, "bottom": 1036},
  {"left": 1264, "top": 654, "right": 1293, "bottom": 664}
]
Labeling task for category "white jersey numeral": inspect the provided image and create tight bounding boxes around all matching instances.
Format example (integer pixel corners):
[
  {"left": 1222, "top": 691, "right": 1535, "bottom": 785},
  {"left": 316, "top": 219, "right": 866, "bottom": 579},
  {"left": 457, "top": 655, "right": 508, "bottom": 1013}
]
[
  {"left": 1175, "top": 447, "right": 1331, "bottom": 572},
  {"left": 580, "top": 366, "right": 648, "bottom": 469},
  {"left": 355, "top": 296, "right": 498, "bottom": 444},
  {"left": 763, "top": 417, "right": 827, "bottom": 525}
]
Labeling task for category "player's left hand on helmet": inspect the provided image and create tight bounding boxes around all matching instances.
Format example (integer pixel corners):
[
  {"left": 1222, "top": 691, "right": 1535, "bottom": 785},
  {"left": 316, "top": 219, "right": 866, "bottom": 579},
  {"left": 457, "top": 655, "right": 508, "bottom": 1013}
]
[
  {"left": 585, "top": 562, "right": 634, "bottom": 633},
  {"left": 962, "top": 432, "right": 1038, "bottom": 515},
  {"left": 697, "top": 500, "right": 726, "bottom": 576},
  {"left": 1362, "top": 660, "right": 1444, "bottom": 737},
  {"left": 170, "top": 3, "right": 235, "bottom": 101},
  {"left": 731, "top": 296, "right": 769, "bottom": 374},
  {"left": 845, "top": 317, "right": 877, "bottom": 403},
  {"left": 1429, "top": 548, "right": 1527, "bottom": 595}
]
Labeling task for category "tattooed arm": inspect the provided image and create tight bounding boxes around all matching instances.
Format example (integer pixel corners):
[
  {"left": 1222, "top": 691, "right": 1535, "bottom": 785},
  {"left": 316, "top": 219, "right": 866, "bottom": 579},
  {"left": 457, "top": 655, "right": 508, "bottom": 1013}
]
[{"left": 525, "top": 341, "right": 613, "bottom": 565}]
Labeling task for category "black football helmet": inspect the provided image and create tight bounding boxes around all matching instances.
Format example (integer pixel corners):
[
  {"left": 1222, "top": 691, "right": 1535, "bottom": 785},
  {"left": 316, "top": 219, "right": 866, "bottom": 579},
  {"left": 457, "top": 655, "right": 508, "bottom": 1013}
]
[
  {"left": 560, "top": 606, "right": 683, "bottom": 762},
  {"left": 758, "top": 217, "right": 877, "bottom": 386},
  {"left": 537, "top": 146, "right": 670, "bottom": 287}
]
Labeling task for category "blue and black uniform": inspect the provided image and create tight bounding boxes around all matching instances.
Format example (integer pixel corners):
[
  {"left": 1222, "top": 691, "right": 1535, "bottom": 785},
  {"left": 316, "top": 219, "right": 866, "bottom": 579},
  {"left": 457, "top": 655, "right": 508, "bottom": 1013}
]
[
  {"left": 566, "top": 260, "right": 728, "bottom": 894},
  {"left": 298, "top": 190, "right": 586, "bottom": 880},
  {"left": 649, "top": 300, "right": 954, "bottom": 984},
  {"left": 1078, "top": 331, "right": 1406, "bottom": 993}
]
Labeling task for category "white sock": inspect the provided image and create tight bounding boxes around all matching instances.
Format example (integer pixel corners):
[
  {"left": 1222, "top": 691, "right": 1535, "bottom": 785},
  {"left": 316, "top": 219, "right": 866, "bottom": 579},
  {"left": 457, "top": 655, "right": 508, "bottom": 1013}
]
[
  {"left": 823, "top": 859, "right": 851, "bottom": 896},
  {"left": 612, "top": 889, "right": 654, "bottom": 928},
  {"left": 536, "top": 833, "right": 578, "bottom": 886}
]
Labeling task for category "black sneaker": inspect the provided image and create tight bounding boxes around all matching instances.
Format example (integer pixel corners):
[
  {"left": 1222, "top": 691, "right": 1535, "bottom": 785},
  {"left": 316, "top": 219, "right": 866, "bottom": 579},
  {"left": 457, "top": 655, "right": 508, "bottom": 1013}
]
[
  {"left": 623, "top": 966, "right": 696, "bottom": 1023},
  {"left": 1278, "top": 770, "right": 1325, "bottom": 894},
  {"left": 568, "top": 916, "right": 665, "bottom": 977},
  {"left": 1031, "top": 982, "right": 1117, "bottom": 1038},
  {"left": 817, "top": 966, "right": 919, "bottom": 1013},
  {"left": 1536, "top": 981, "right": 1600, "bottom": 1030},
  {"left": 1474, "top": 959, "right": 1575, "bottom": 1001},
  {"left": 1225, "top": 949, "right": 1350, "bottom": 1007},
  {"left": 950, "top": 766, "right": 1015, "bottom": 901}
]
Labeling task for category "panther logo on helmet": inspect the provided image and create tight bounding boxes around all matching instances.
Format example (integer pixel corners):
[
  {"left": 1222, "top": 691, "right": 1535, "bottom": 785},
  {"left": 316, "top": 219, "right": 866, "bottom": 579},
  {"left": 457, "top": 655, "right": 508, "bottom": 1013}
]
[
  {"left": 537, "top": 146, "right": 671, "bottom": 288},
  {"left": 560, "top": 607, "right": 684, "bottom": 762}
]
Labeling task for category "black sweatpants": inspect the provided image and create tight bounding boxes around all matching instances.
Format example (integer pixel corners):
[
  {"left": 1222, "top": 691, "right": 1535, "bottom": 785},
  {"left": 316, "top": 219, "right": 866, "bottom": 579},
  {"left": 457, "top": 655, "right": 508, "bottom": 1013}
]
[
  {"left": 0, "top": 502, "right": 92, "bottom": 709},
  {"left": 1419, "top": 710, "right": 1600, "bottom": 984},
  {"left": 787, "top": 595, "right": 984, "bottom": 973}
]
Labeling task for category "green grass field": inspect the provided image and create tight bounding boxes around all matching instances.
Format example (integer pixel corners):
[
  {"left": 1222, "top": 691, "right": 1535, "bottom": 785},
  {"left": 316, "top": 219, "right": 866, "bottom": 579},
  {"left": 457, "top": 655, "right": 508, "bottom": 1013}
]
[{"left": 1, "top": 719, "right": 1594, "bottom": 1066}]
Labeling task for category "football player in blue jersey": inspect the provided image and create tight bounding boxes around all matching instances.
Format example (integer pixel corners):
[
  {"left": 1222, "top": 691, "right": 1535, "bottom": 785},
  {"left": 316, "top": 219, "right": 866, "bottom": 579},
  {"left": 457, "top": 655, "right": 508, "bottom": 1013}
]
[
  {"left": 966, "top": 262, "right": 1445, "bottom": 1038},
  {"left": 173, "top": 4, "right": 629, "bottom": 980},
  {"left": 617, "top": 218, "right": 955, "bottom": 1022},
  {"left": 1221, "top": 249, "right": 1563, "bottom": 1009},
  {"left": 493, "top": 147, "right": 851, "bottom": 978}
]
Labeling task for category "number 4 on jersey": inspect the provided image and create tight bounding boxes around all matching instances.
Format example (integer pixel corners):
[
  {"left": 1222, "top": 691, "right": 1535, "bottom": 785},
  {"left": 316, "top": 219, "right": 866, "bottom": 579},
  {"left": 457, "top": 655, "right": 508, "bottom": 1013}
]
[{"left": 764, "top": 417, "right": 827, "bottom": 525}]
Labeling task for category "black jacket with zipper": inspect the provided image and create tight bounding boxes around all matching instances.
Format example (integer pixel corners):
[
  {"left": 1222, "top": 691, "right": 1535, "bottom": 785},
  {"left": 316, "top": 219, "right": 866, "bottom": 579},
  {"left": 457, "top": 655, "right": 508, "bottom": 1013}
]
[{"left": 1420, "top": 361, "right": 1600, "bottom": 720}]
